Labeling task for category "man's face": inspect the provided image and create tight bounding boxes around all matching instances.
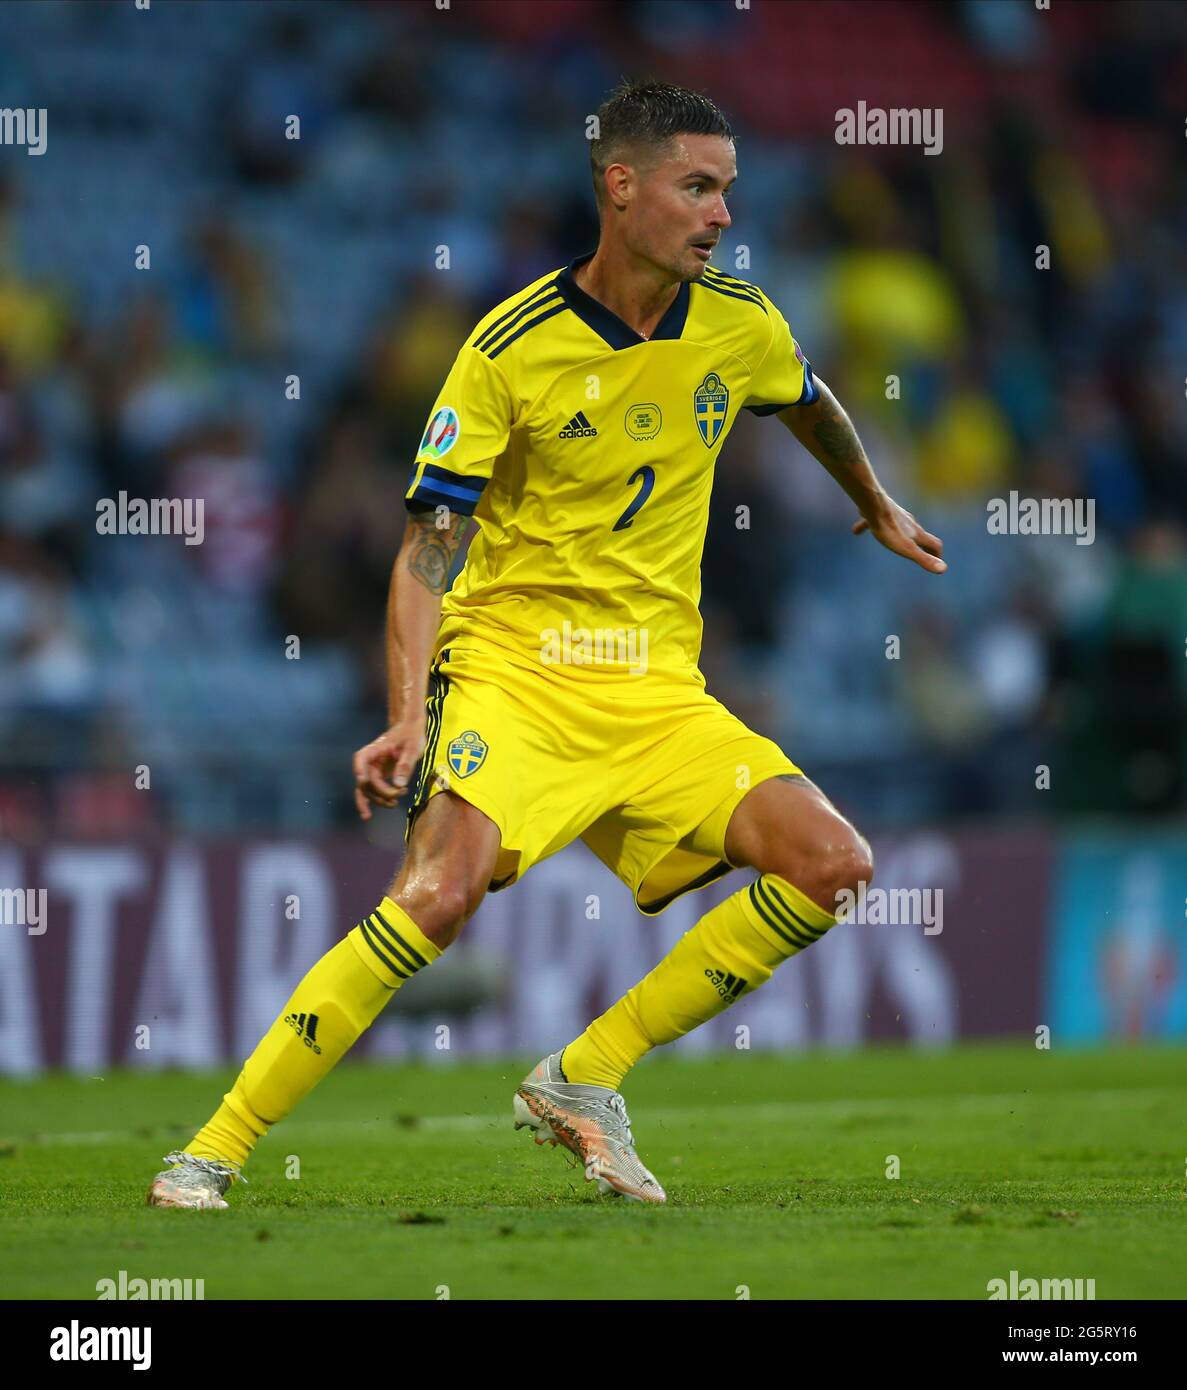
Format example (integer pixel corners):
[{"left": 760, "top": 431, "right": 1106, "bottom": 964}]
[{"left": 616, "top": 133, "right": 736, "bottom": 281}]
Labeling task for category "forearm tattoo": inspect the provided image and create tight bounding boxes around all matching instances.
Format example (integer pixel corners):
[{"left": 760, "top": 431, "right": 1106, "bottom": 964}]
[
  {"left": 810, "top": 397, "right": 866, "bottom": 470},
  {"left": 407, "top": 513, "right": 470, "bottom": 595}
]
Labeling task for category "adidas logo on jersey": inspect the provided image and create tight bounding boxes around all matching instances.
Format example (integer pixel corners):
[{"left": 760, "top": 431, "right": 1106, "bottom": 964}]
[
  {"left": 284, "top": 1011, "right": 322, "bottom": 1054},
  {"left": 704, "top": 968, "right": 746, "bottom": 1002},
  {"left": 558, "top": 411, "right": 598, "bottom": 438}
]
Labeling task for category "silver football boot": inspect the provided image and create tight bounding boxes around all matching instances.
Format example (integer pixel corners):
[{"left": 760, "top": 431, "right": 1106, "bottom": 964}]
[
  {"left": 146, "top": 1151, "right": 245, "bottom": 1209},
  {"left": 513, "top": 1050, "right": 666, "bottom": 1204}
]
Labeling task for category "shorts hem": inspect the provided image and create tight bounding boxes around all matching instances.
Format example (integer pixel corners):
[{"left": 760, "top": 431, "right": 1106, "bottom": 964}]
[
  {"left": 630, "top": 763, "right": 804, "bottom": 914},
  {"left": 714, "top": 766, "right": 806, "bottom": 868},
  {"left": 405, "top": 777, "right": 521, "bottom": 894},
  {"left": 635, "top": 859, "right": 734, "bottom": 916}
]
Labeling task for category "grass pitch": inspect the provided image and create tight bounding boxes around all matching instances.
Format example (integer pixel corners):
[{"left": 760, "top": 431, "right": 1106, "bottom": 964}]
[{"left": 2, "top": 1043, "right": 1184, "bottom": 1300}]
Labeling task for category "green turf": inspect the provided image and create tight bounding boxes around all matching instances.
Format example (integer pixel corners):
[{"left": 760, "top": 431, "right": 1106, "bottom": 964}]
[{"left": 1, "top": 1043, "right": 1184, "bottom": 1300}]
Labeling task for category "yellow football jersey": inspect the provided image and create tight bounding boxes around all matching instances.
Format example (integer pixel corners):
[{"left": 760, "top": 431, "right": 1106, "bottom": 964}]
[{"left": 405, "top": 252, "right": 817, "bottom": 682}]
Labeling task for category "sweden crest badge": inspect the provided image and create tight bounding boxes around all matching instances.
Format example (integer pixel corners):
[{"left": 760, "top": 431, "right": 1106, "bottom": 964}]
[
  {"left": 693, "top": 372, "right": 728, "bottom": 446},
  {"left": 448, "top": 729, "right": 488, "bottom": 778}
]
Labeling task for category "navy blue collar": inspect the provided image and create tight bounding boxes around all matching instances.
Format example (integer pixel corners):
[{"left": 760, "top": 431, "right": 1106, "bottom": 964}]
[{"left": 556, "top": 251, "right": 690, "bottom": 350}]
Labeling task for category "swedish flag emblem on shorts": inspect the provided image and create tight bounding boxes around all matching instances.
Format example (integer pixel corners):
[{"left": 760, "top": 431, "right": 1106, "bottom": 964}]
[
  {"left": 694, "top": 372, "right": 729, "bottom": 446},
  {"left": 448, "top": 729, "right": 488, "bottom": 778}
]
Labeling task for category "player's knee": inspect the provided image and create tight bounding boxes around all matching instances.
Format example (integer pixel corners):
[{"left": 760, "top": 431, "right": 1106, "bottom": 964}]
[
  {"left": 807, "top": 830, "right": 873, "bottom": 917},
  {"left": 391, "top": 877, "right": 470, "bottom": 946},
  {"left": 827, "top": 832, "right": 874, "bottom": 909},
  {"left": 434, "top": 882, "right": 471, "bottom": 932}
]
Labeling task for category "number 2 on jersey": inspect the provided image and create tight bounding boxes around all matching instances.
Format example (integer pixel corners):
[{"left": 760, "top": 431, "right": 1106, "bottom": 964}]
[{"left": 612, "top": 465, "right": 655, "bottom": 531}]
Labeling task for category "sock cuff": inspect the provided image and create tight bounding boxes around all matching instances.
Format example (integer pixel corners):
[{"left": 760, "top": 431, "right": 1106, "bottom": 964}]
[
  {"left": 348, "top": 898, "right": 442, "bottom": 987},
  {"left": 743, "top": 873, "right": 837, "bottom": 955},
  {"left": 378, "top": 897, "right": 443, "bottom": 963}
]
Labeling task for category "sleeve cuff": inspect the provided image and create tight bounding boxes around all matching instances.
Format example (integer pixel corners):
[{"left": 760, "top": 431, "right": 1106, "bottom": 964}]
[
  {"left": 744, "top": 359, "right": 819, "bottom": 415},
  {"left": 405, "top": 462, "right": 489, "bottom": 515}
]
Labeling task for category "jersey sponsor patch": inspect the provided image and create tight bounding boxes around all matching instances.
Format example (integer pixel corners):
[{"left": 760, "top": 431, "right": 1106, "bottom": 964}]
[
  {"left": 420, "top": 406, "right": 460, "bottom": 459},
  {"left": 625, "top": 403, "right": 662, "bottom": 440}
]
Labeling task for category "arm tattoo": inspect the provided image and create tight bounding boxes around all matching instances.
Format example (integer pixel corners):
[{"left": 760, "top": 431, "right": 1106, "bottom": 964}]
[
  {"left": 407, "top": 514, "right": 470, "bottom": 595},
  {"left": 810, "top": 397, "right": 866, "bottom": 471}
]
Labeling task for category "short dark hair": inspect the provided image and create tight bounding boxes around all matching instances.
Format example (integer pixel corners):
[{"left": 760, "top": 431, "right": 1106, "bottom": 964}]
[{"left": 589, "top": 79, "right": 734, "bottom": 215}]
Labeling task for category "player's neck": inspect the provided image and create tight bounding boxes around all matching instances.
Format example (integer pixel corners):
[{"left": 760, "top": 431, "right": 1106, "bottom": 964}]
[{"left": 573, "top": 244, "right": 680, "bottom": 341}]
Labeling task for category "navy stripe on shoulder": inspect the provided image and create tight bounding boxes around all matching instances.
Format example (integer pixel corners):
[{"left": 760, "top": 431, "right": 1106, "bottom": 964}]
[
  {"left": 700, "top": 278, "right": 768, "bottom": 313},
  {"left": 473, "top": 279, "right": 562, "bottom": 353},
  {"left": 703, "top": 268, "right": 765, "bottom": 304},
  {"left": 486, "top": 300, "right": 568, "bottom": 359}
]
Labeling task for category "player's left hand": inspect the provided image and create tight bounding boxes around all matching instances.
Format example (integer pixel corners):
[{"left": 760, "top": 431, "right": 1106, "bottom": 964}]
[{"left": 853, "top": 499, "right": 946, "bottom": 574}]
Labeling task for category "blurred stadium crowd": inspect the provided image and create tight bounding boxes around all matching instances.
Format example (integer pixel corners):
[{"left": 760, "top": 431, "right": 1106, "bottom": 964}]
[{"left": 0, "top": 0, "right": 1184, "bottom": 837}]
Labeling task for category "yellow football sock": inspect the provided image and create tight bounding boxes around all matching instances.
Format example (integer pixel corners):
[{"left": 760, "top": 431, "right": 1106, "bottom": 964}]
[
  {"left": 562, "top": 874, "right": 837, "bottom": 1091},
  {"left": 186, "top": 897, "right": 441, "bottom": 1169}
]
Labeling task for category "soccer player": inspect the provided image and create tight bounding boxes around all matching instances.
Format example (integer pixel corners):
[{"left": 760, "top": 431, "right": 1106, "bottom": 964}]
[{"left": 149, "top": 80, "right": 944, "bottom": 1209}]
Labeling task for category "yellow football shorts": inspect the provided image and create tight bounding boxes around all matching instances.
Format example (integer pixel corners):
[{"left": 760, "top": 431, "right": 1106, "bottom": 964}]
[{"left": 404, "top": 643, "right": 802, "bottom": 914}]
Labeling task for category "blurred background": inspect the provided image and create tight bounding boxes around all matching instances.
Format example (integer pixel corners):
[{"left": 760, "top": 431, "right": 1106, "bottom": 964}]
[{"left": 1, "top": 0, "right": 1185, "bottom": 1073}]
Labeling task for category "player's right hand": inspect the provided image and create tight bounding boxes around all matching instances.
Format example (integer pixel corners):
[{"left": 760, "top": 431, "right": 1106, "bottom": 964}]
[{"left": 352, "top": 720, "right": 426, "bottom": 820}]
